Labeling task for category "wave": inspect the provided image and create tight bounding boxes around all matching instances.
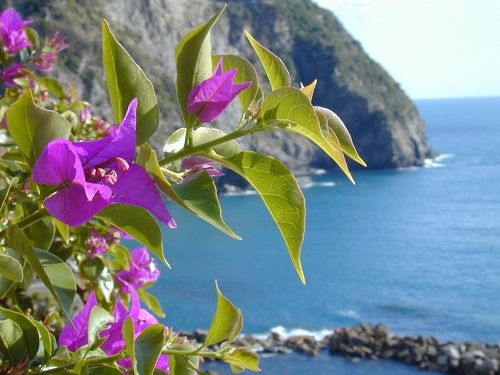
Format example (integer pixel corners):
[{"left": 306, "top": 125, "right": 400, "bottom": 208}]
[
  {"left": 253, "top": 326, "right": 333, "bottom": 341},
  {"left": 424, "top": 153, "right": 455, "bottom": 168},
  {"left": 337, "top": 309, "right": 360, "bottom": 320}
]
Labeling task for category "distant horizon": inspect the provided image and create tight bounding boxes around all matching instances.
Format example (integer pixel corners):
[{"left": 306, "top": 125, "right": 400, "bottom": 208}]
[
  {"left": 414, "top": 94, "right": 500, "bottom": 101},
  {"left": 314, "top": 0, "right": 500, "bottom": 100}
]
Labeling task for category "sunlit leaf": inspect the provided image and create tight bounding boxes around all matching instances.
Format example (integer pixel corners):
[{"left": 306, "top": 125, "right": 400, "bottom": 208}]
[
  {"left": 209, "top": 151, "right": 306, "bottom": 283},
  {"left": 5, "top": 91, "right": 71, "bottom": 165},
  {"left": 259, "top": 87, "right": 354, "bottom": 183},
  {"left": 135, "top": 324, "right": 165, "bottom": 375},
  {"left": 204, "top": 281, "right": 243, "bottom": 347},
  {"left": 315, "top": 106, "right": 366, "bottom": 166},
  {"left": 222, "top": 348, "right": 260, "bottom": 372},
  {"left": 87, "top": 307, "right": 114, "bottom": 350},
  {"left": 176, "top": 6, "right": 225, "bottom": 122},
  {"left": 245, "top": 31, "right": 291, "bottom": 90},
  {"left": 137, "top": 145, "right": 239, "bottom": 239},
  {"left": 212, "top": 54, "right": 259, "bottom": 112},
  {"left": 102, "top": 20, "right": 159, "bottom": 144},
  {"left": 97, "top": 204, "right": 169, "bottom": 267}
]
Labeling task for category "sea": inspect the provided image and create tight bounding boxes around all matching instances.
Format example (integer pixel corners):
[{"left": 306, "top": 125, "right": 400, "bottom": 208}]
[{"left": 149, "top": 97, "right": 500, "bottom": 374}]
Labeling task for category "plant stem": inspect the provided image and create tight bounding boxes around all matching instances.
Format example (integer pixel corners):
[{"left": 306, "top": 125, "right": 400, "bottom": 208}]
[
  {"left": 159, "top": 126, "right": 256, "bottom": 167},
  {"left": 163, "top": 348, "right": 221, "bottom": 359},
  {"left": 0, "top": 208, "right": 48, "bottom": 239}
]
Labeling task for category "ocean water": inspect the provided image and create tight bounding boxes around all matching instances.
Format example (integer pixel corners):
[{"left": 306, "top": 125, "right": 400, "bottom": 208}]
[{"left": 150, "top": 97, "right": 500, "bottom": 374}]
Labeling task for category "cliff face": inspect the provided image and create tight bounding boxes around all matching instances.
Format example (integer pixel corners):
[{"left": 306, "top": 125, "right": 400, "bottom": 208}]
[{"left": 8, "top": 0, "right": 432, "bottom": 170}]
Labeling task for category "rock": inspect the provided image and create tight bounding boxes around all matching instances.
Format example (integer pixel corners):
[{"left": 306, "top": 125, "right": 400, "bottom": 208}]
[
  {"left": 286, "top": 335, "right": 321, "bottom": 356},
  {"left": 193, "top": 329, "right": 208, "bottom": 343},
  {"left": 12, "top": 0, "right": 433, "bottom": 184}
]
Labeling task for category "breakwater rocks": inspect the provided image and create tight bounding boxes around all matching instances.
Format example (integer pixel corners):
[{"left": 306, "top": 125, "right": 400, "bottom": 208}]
[{"left": 183, "top": 324, "right": 500, "bottom": 375}]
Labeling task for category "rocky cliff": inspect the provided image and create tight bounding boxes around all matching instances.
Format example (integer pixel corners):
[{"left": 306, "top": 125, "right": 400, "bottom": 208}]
[{"left": 8, "top": 0, "right": 433, "bottom": 170}]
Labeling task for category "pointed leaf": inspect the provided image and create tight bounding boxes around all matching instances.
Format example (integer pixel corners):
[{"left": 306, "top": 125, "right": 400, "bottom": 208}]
[
  {"left": 259, "top": 87, "right": 354, "bottom": 183},
  {"left": 97, "top": 204, "right": 169, "bottom": 267},
  {"left": 0, "top": 307, "right": 39, "bottom": 360},
  {"left": 6, "top": 91, "right": 71, "bottom": 165},
  {"left": 316, "top": 106, "right": 366, "bottom": 166},
  {"left": 245, "top": 32, "right": 291, "bottom": 90},
  {"left": 122, "top": 317, "right": 137, "bottom": 375},
  {"left": 222, "top": 348, "right": 260, "bottom": 372},
  {"left": 52, "top": 218, "right": 70, "bottom": 244},
  {"left": 210, "top": 151, "right": 306, "bottom": 284},
  {"left": 6, "top": 225, "right": 76, "bottom": 319},
  {"left": 169, "top": 344, "right": 199, "bottom": 375},
  {"left": 212, "top": 54, "right": 259, "bottom": 112},
  {"left": 88, "top": 307, "right": 114, "bottom": 350},
  {"left": 0, "top": 253, "right": 23, "bottom": 282},
  {"left": 137, "top": 145, "right": 239, "bottom": 239},
  {"left": 135, "top": 324, "right": 165, "bottom": 375},
  {"left": 301, "top": 79, "right": 317, "bottom": 101},
  {"left": 173, "top": 171, "right": 240, "bottom": 240},
  {"left": 138, "top": 289, "right": 166, "bottom": 318},
  {"left": 102, "top": 20, "right": 159, "bottom": 144},
  {"left": 176, "top": 6, "right": 225, "bottom": 121},
  {"left": 32, "top": 320, "right": 52, "bottom": 364},
  {"left": 26, "top": 216, "right": 55, "bottom": 250},
  {"left": 204, "top": 281, "right": 243, "bottom": 347},
  {"left": 0, "top": 319, "right": 26, "bottom": 365}
]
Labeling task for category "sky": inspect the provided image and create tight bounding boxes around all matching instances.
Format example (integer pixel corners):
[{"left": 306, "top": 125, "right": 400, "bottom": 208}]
[{"left": 314, "top": 0, "right": 500, "bottom": 99}]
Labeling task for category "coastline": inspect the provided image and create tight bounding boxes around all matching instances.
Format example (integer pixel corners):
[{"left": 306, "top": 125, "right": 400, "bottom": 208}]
[{"left": 182, "top": 324, "right": 500, "bottom": 375}]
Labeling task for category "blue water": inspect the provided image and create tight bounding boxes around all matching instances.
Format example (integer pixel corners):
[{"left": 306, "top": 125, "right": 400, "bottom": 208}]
[{"left": 150, "top": 97, "right": 500, "bottom": 374}]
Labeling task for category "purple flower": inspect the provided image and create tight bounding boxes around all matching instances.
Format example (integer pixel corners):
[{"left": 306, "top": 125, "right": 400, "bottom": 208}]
[
  {"left": 181, "top": 156, "right": 224, "bottom": 182},
  {"left": 187, "top": 57, "right": 251, "bottom": 123},
  {"left": 1, "top": 63, "right": 26, "bottom": 87},
  {"left": 33, "top": 52, "right": 57, "bottom": 72},
  {"left": 59, "top": 292, "right": 98, "bottom": 351},
  {"left": 0, "top": 8, "right": 32, "bottom": 54},
  {"left": 116, "top": 247, "right": 160, "bottom": 293},
  {"left": 101, "top": 291, "right": 169, "bottom": 372},
  {"left": 32, "top": 99, "right": 176, "bottom": 228},
  {"left": 47, "top": 32, "right": 68, "bottom": 53},
  {"left": 86, "top": 229, "right": 109, "bottom": 258},
  {"left": 59, "top": 291, "right": 169, "bottom": 373}
]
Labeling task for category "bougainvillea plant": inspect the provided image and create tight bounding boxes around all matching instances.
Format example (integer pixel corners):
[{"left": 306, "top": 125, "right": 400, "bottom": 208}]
[{"left": 0, "top": 5, "right": 365, "bottom": 375}]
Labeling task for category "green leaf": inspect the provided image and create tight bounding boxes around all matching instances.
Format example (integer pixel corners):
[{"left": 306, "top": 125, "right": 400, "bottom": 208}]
[
  {"left": 135, "top": 324, "right": 165, "bottom": 375},
  {"left": 32, "top": 320, "right": 52, "bottom": 365},
  {"left": 300, "top": 79, "right": 317, "bottom": 101},
  {"left": 211, "top": 151, "right": 306, "bottom": 284},
  {"left": 164, "top": 127, "right": 241, "bottom": 158},
  {"left": 175, "top": 6, "right": 225, "bottom": 122},
  {"left": 315, "top": 106, "right": 366, "bottom": 166},
  {"left": 122, "top": 317, "right": 137, "bottom": 375},
  {"left": 137, "top": 144, "right": 239, "bottom": 239},
  {"left": 38, "top": 77, "right": 65, "bottom": 99},
  {"left": 139, "top": 289, "right": 166, "bottom": 318},
  {"left": 245, "top": 31, "right": 291, "bottom": 91},
  {"left": 25, "top": 27, "right": 40, "bottom": 50},
  {"left": 26, "top": 216, "right": 55, "bottom": 250},
  {"left": 169, "top": 345, "right": 199, "bottom": 375},
  {"left": 97, "top": 204, "right": 169, "bottom": 267},
  {"left": 212, "top": 54, "right": 259, "bottom": 112},
  {"left": 88, "top": 307, "right": 114, "bottom": 350},
  {"left": 259, "top": 87, "right": 354, "bottom": 183},
  {"left": 0, "top": 308, "right": 39, "bottom": 360},
  {"left": 0, "top": 319, "right": 26, "bottom": 365},
  {"left": 173, "top": 171, "right": 240, "bottom": 240},
  {"left": 5, "top": 91, "right": 71, "bottom": 165},
  {"left": 6, "top": 225, "right": 76, "bottom": 319},
  {"left": 52, "top": 218, "right": 70, "bottom": 245},
  {"left": 222, "top": 348, "right": 260, "bottom": 372},
  {"left": 102, "top": 20, "right": 159, "bottom": 144},
  {"left": 204, "top": 281, "right": 243, "bottom": 347},
  {"left": 0, "top": 252, "right": 23, "bottom": 282}
]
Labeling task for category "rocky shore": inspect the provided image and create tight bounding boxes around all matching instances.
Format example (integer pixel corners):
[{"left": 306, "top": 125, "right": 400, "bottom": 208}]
[{"left": 182, "top": 324, "right": 500, "bottom": 375}]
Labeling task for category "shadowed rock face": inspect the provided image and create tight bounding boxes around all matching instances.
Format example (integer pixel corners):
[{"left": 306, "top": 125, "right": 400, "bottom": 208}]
[{"left": 9, "top": 0, "right": 432, "bottom": 171}]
